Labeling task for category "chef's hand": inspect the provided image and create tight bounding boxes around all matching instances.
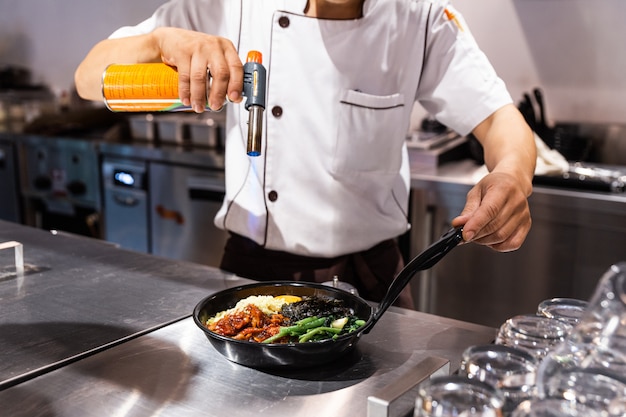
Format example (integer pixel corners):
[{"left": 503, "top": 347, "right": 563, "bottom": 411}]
[
  {"left": 451, "top": 104, "right": 536, "bottom": 252},
  {"left": 451, "top": 172, "right": 532, "bottom": 252},
  {"left": 152, "top": 27, "right": 244, "bottom": 112},
  {"left": 74, "top": 27, "right": 243, "bottom": 111}
]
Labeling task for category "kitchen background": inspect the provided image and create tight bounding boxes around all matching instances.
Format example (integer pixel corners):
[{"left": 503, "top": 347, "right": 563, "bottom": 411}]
[
  {"left": 1, "top": 0, "right": 625, "bottom": 328},
  {"left": 0, "top": 0, "right": 625, "bottom": 127}
]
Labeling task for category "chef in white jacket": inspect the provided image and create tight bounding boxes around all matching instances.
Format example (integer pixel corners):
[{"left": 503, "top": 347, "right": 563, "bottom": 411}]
[{"left": 75, "top": 0, "right": 536, "bottom": 308}]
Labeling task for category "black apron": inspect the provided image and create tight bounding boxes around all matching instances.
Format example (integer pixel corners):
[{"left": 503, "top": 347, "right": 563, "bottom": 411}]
[{"left": 219, "top": 233, "right": 414, "bottom": 309}]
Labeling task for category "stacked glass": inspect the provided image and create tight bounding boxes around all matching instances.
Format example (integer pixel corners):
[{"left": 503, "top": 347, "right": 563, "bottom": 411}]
[
  {"left": 414, "top": 375, "right": 505, "bottom": 417},
  {"left": 420, "top": 262, "right": 626, "bottom": 416},
  {"left": 459, "top": 344, "right": 539, "bottom": 413},
  {"left": 495, "top": 314, "right": 573, "bottom": 360},
  {"left": 534, "top": 262, "right": 626, "bottom": 416},
  {"left": 536, "top": 297, "right": 588, "bottom": 326}
]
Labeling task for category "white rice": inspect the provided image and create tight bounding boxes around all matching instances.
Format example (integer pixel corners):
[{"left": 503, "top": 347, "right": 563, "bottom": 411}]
[{"left": 207, "top": 295, "right": 288, "bottom": 325}]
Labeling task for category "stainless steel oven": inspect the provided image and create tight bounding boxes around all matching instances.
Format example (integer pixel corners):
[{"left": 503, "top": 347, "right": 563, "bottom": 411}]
[
  {"left": 102, "top": 157, "right": 149, "bottom": 253},
  {"left": 149, "top": 162, "right": 228, "bottom": 268},
  {"left": 99, "top": 110, "right": 228, "bottom": 268},
  {"left": 18, "top": 135, "right": 101, "bottom": 237}
]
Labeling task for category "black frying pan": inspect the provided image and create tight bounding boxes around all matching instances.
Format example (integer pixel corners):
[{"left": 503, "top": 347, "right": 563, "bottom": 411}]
[{"left": 193, "top": 226, "right": 464, "bottom": 368}]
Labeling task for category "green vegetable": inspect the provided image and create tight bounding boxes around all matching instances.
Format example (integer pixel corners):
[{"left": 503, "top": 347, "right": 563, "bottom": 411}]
[
  {"left": 262, "top": 315, "right": 366, "bottom": 344},
  {"left": 298, "top": 326, "right": 341, "bottom": 343},
  {"left": 262, "top": 316, "right": 326, "bottom": 344},
  {"left": 345, "top": 319, "right": 366, "bottom": 333}
]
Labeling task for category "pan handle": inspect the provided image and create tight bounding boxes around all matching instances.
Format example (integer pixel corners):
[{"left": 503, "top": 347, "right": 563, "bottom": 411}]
[{"left": 362, "top": 226, "right": 464, "bottom": 334}]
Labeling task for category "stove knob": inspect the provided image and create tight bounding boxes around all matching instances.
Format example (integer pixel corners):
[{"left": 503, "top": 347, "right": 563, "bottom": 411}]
[
  {"left": 33, "top": 175, "right": 52, "bottom": 190},
  {"left": 67, "top": 180, "right": 87, "bottom": 196}
]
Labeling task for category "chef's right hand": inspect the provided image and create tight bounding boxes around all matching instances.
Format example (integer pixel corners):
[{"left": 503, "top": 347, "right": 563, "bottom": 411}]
[{"left": 152, "top": 27, "right": 244, "bottom": 112}]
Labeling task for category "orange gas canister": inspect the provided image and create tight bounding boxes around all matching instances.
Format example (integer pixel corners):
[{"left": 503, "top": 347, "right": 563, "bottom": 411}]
[{"left": 102, "top": 63, "right": 211, "bottom": 112}]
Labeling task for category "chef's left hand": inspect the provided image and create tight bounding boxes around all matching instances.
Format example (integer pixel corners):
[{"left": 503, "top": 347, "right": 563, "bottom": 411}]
[
  {"left": 451, "top": 104, "right": 536, "bottom": 252},
  {"left": 451, "top": 171, "right": 532, "bottom": 252}
]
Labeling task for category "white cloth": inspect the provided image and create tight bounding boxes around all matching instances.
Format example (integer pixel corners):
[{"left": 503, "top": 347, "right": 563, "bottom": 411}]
[
  {"left": 110, "top": 0, "right": 512, "bottom": 257},
  {"left": 533, "top": 133, "right": 569, "bottom": 175},
  {"left": 472, "top": 132, "right": 569, "bottom": 182}
]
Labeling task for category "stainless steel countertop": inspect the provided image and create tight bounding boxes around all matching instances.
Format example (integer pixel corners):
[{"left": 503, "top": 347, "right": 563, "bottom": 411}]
[
  {"left": 411, "top": 159, "right": 626, "bottom": 203},
  {"left": 0, "top": 220, "right": 250, "bottom": 389},
  {"left": 0, "top": 220, "right": 496, "bottom": 416},
  {"left": 0, "top": 309, "right": 495, "bottom": 417}
]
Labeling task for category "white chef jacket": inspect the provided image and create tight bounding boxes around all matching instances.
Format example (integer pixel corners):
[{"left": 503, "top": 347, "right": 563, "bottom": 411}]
[{"left": 110, "top": 0, "right": 512, "bottom": 258}]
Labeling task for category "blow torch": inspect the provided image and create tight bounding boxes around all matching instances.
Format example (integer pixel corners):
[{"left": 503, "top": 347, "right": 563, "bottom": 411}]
[
  {"left": 101, "top": 49, "right": 267, "bottom": 157},
  {"left": 242, "top": 51, "right": 267, "bottom": 157}
]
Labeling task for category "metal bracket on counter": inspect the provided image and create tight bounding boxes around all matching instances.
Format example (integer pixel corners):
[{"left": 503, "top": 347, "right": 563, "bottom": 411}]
[
  {"left": 367, "top": 355, "right": 450, "bottom": 417},
  {"left": 0, "top": 240, "right": 24, "bottom": 276}
]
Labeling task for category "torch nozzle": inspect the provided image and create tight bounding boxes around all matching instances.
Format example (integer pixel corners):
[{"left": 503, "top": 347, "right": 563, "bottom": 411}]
[
  {"left": 242, "top": 51, "right": 267, "bottom": 157},
  {"left": 246, "top": 106, "right": 263, "bottom": 156}
]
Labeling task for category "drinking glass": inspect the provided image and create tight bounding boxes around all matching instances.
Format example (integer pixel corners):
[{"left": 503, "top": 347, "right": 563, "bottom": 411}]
[
  {"left": 572, "top": 262, "right": 626, "bottom": 373},
  {"left": 495, "top": 314, "right": 572, "bottom": 359},
  {"left": 537, "top": 263, "right": 626, "bottom": 389},
  {"left": 511, "top": 398, "right": 604, "bottom": 417},
  {"left": 536, "top": 297, "right": 588, "bottom": 326},
  {"left": 414, "top": 375, "right": 505, "bottom": 417},
  {"left": 460, "top": 344, "right": 539, "bottom": 413},
  {"left": 538, "top": 366, "right": 626, "bottom": 416}
]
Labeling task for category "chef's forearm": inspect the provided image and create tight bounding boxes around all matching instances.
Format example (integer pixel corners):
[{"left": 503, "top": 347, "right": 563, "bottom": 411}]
[
  {"left": 74, "top": 31, "right": 162, "bottom": 102},
  {"left": 473, "top": 104, "right": 536, "bottom": 196}
]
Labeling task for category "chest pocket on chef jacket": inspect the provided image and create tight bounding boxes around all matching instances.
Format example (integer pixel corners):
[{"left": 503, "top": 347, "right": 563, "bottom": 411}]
[{"left": 333, "top": 90, "right": 405, "bottom": 180}]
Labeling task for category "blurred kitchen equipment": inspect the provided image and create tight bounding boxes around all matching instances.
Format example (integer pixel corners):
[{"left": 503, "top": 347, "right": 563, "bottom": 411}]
[
  {"left": 518, "top": 88, "right": 593, "bottom": 161},
  {"left": 322, "top": 275, "right": 359, "bottom": 295},
  {"left": 100, "top": 107, "right": 228, "bottom": 266},
  {"left": 0, "top": 66, "right": 56, "bottom": 131},
  {"left": 154, "top": 114, "right": 181, "bottom": 144},
  {"left": 188, "top": 113, "right": 224, "bottom": 148},
  {"left": 127, "top": 113, "right": 156, "bottom": 141},
  {"left": 127, "top": 112, "right": 225, "bottom": 148},
  {"left": 101, "top": 150, "right": 228, "bottom": 267},
  {"left": 519, "top": 92, "right": 537, "bottom": 132},
  {"left": 150, "top": 162, "right": 228, "bottom": 267},
  {"left": 419, "top": 116, "right": 447, "bottom": 134},
  {"left": 533, "top": 161, "right": 626, "bottom": 193},
  {"left": 407, "top": 117, "right": 469, "bottom": 169},
  {"left": 0, "top": 66, "right": 31, "bottom": 89},
  {"left": 19, "top": 135, "right": 101, "bottom": 237},
  {"left": 22, "top": 107, "right": 124, "bottom": 137},
  {"left": 0, "top": 139, "right": 21, "bottom": 222},
  {"left": 548, "top": 123, "right": 593, "bottom": 162},
  {"left": 532, "top": 88, "right": 551, "bottom": 142},
  {"left": 102, "top": 157, "right": 149, "bottom": 253}
]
